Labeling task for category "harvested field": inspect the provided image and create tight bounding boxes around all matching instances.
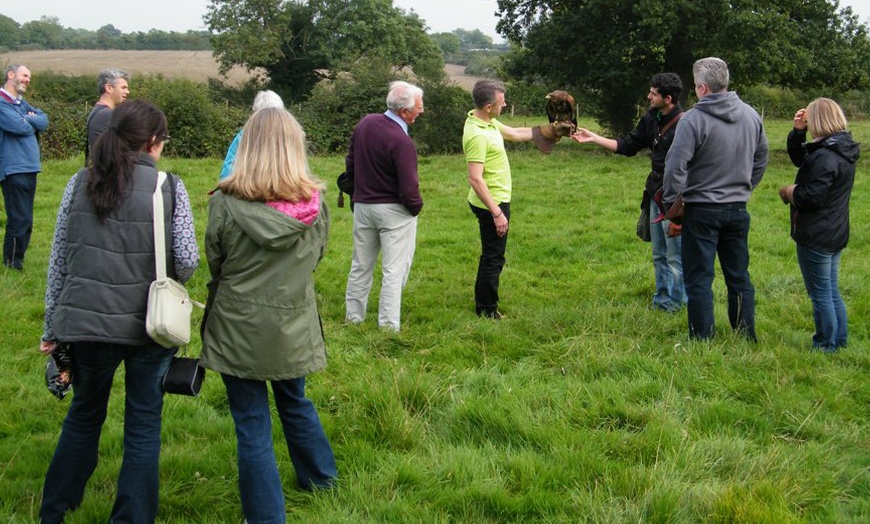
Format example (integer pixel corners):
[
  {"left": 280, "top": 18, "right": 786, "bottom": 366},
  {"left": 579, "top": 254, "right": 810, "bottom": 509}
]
[
  {"left": 444, "top": 63, "right": 485, "bottom": 90},
  {"left": 0, "top": 50, "right": 258, "bottom": 85},
  {"left": 0, "top": 49, "right": 483, "bottom": 90}
]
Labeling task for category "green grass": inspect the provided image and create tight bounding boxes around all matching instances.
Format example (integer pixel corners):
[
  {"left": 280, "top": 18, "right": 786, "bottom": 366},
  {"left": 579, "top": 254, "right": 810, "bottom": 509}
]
[{"left": 2, "top": 118, "right": 869, "bottom": 522}]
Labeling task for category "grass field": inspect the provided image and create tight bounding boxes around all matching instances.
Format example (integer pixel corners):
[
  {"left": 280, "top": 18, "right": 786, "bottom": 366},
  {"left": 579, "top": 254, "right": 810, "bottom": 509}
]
[{"left": 1, "top": 118, "right": 869, "bottom": 522}]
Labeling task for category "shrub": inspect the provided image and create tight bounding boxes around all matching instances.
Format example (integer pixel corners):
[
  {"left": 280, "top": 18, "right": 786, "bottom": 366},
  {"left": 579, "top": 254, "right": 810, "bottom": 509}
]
[
  {"left": 32, "top": 99, "right": 89, "bottom": 160},
  {"left": 503, "top": 81, "right": 551, "bottom": 117},
  {"left": 295, "top": 60, "right": 394, "bottom": 156},
  {"left": 738, "top": 85, "right": 811, "bottom": 120},
  {"left": 134, "top": 75, "right": 246, "bottom": 158},
  {"left": 28, "top": 72, "right": 247, "bottom": 160},
  {"left": 738, "top": 85, "right": 870, "bottom": 121},
  {"left": 412, "top": 80, "right": 468, "bottom": 155},
  {"left": 462, "top": 51, "right": 502, "bottom": 78},
  {"left": 297, "top": 58, "right": 469, "bottom": 155}
]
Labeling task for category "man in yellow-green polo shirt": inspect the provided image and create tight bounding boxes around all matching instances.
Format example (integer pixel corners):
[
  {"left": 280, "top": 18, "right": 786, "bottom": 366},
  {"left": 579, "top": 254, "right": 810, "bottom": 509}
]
[{"left": 463, "top": 79, "right": 551, "bottom": 320}]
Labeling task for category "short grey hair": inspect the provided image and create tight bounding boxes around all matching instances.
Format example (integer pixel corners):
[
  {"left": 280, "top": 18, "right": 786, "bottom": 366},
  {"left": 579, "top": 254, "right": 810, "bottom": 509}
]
[
  {"left": 693, "top": 57, "right": 729, "bottom": 93},
  {"left": 4, "top": 64, "right": 24, "bottom": 79},
  {"left": 386, "top": 81, "right": 423, "bottom": 112},
  {"left": 97, "top": 68, "right": 130, "bottom": 95},
  {"left": 252, "top": 90, "right": 284, "bottom": 112},
  {"left": 472, "top": 79, "right": 506, "bottom": 109}
]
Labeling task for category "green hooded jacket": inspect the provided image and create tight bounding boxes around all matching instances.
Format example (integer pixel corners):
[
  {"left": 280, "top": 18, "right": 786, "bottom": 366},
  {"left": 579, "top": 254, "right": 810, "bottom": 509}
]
[{"left": 200, "top": 190, "right": 329, "bottom": 381}]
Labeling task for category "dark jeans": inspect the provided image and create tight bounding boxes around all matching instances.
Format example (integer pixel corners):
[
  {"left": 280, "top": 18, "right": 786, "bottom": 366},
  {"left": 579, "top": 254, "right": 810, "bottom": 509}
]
[
  {"left": 470, "top": 202, "right": 510, "bottom": 314},
  {"left": 40, "top": 342, "right": 174, "bottom": 524},
  {"left": 222, "top": 374, "right": 337, "bottom": 524},
  {"left": 1, "top": 173, "right": 37, "bottom": 269},
  {"left": 681, "top": 203, "right": 756, "bottom": 341}
]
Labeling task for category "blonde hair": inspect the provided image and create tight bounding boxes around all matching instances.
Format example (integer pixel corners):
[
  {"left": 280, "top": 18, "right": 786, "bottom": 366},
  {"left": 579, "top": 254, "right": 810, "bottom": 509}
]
[
  {"left": 218, "top": 108, "right": 324, "bottom": 202},
  {"left": 806, "top": 97, "right": 848, "bottom": 139}
]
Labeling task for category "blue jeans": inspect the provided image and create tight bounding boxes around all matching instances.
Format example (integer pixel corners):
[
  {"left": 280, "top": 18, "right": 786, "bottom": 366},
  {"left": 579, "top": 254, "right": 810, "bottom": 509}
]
[
  {"left": 650, "top": 209, "right": 685, "bottom": 312},
  {"left": 1, "top": 173, "right": 37, "bottom": 269},
  {"left": 796, "top": 244, "right": 847, "bottom": 351},
  {"left": 40, "top": 342, "right": 174, "bottom": 524},
  {"left": 471, "top": 202, "right": 510, "bottom": 314},
  {"left": 222, "top": 374, "right": 337, "bottom": 524},
  {"left": 681, "top": 203, "right": 756, "bottom": 341}
]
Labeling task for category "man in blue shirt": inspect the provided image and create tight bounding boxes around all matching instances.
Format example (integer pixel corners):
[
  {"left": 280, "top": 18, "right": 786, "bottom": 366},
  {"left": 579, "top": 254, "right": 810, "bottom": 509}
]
[{"left": 0, "top": 64, "right": 49, "bottom": 270}]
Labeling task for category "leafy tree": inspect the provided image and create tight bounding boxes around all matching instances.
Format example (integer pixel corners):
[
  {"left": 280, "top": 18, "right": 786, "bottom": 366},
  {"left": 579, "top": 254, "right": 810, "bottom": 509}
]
[
  {"left": 496, "top": 0, "right": 870, "bottom": 134},
  {"left": 453, "top": 28, "right": 494, "bottom": 50},
  {"left": 0, "top": 14, "right": 21, "bottom": 49},
  {"left": 96, "top": 24, "right": 122, "bottom": 47},
  {"left": 19, "top": 16, "right": 64, "bottom": 49},
  {"left": 432, "top": 32, "right": 462, "bottom": 57},
  {"left": 204, "top": 0, "right": 444, "bottom": 102}
]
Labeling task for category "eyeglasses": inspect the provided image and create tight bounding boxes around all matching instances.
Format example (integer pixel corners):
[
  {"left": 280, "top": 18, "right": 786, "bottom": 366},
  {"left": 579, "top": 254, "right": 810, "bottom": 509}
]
[{"left": 159, "top": 135, "right": 171, "bottom": 143}]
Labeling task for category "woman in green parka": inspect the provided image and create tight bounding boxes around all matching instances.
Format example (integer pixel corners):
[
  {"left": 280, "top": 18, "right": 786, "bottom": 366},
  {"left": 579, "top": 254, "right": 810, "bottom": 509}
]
[{"left": 201, "top": 107, "right": 337, "bottom": 523}]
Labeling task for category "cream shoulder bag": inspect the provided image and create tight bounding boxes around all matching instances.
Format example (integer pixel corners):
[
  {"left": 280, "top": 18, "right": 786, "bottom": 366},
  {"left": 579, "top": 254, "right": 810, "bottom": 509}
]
[{"left": 145, "top": 171, "right": 194, "bottom": 348}]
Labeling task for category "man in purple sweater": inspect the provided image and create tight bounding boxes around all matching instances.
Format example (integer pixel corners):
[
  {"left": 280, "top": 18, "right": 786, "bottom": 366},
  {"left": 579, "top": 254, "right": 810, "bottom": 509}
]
[{"left": 344, "top": 81, "right": 424, "bottom": 331}]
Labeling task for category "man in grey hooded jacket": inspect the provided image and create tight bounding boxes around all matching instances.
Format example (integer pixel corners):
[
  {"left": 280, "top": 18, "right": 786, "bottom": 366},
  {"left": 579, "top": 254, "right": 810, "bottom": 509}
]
[{"left": 663, "top": 57, "right": 768, "bottom": 341}]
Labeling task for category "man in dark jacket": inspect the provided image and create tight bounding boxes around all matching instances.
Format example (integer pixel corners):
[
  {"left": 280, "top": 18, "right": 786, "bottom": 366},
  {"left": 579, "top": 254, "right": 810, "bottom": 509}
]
[
  {"left": 573, "top": 73, "right": 685, "bottom": 313},
  {"left": 344, "top": 81, "right": 424, "bottom": 332},
  {"left": 85, "top": 68, "right": 130, "bottom": 162},
  {"left": 664, "top": 57, "right": 768, "bottom": 341}
]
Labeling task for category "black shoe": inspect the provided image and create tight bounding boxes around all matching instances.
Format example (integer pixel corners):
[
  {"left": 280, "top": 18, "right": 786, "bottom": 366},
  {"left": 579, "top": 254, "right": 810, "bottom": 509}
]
[
  {"left": 476, "top": 308, "right": 503, "bottom": 320},
  {"left": 4, "top": 260, "right": 23, "bottom": 270}
]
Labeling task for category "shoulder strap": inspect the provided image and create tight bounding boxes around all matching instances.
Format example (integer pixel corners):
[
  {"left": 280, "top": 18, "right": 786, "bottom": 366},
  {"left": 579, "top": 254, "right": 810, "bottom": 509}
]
[
  {"left": 658, "top": 111, "right": 683, "bottom": 137},
  {"left": 153, "top": 172, "right": 168, "bottom": 280}
]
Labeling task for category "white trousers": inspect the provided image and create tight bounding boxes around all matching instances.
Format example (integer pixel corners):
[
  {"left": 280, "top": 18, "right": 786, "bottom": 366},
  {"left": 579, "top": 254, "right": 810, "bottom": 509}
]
[{"left": 345, "top": 203, "right": 418, "bottom": 331}]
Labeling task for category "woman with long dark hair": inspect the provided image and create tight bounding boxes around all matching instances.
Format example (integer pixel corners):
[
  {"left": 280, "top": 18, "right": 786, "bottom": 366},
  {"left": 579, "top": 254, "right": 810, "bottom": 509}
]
[{"left": 39, "top": 100, "right": 199, "bottom": 523}]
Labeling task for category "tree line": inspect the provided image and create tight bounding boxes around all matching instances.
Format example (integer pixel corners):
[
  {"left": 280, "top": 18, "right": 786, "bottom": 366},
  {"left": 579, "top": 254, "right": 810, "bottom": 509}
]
[{"left": 0, "top": 14, "right": 210, "bottom": 51}]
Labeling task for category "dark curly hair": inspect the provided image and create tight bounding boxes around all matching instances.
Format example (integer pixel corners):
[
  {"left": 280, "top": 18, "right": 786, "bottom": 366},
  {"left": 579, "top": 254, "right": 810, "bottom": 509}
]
[{"left": 650, "top": 73, "right": 683, "bottom": 104}]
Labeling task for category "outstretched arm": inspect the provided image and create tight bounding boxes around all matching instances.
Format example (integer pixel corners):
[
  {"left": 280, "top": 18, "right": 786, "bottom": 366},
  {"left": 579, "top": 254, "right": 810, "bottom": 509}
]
[
  {"left": 572, "top": 128, "right": 617, "bottom": 152},
  {"left": 498, "top": 123, "right": 533, "bottom": 143}
]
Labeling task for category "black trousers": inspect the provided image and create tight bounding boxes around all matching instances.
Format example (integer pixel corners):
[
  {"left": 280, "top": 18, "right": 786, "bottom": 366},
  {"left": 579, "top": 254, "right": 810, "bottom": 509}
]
[{"left": 470, "top": 202, "right": 510, "bottom": 313}]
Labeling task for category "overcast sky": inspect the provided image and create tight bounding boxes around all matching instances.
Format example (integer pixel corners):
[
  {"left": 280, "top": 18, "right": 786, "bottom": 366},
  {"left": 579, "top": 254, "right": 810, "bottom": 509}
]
[
  {"left": 3, "top": 0, "right": 870, "bottom": 42},
  {"left": 1, "top": 0, "right": 504, "bottom": 40}
]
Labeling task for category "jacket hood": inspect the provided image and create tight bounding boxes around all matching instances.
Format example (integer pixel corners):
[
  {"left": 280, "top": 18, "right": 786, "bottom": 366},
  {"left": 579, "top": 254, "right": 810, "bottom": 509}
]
[
  {"left": 692, "top": 92, "right": 747, "bottom": 123},
  {"left": 222, "top": 193, "right": 315, "bottom": 251},
  {"left": 809, "top": 131, "right": 860, "bottom": 164}
]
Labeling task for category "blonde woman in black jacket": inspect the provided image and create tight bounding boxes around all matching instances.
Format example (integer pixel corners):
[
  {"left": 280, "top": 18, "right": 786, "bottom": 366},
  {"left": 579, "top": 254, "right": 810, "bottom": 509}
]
[{"left": 779, "top": 98, "right": 858, "bottom": 352}]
